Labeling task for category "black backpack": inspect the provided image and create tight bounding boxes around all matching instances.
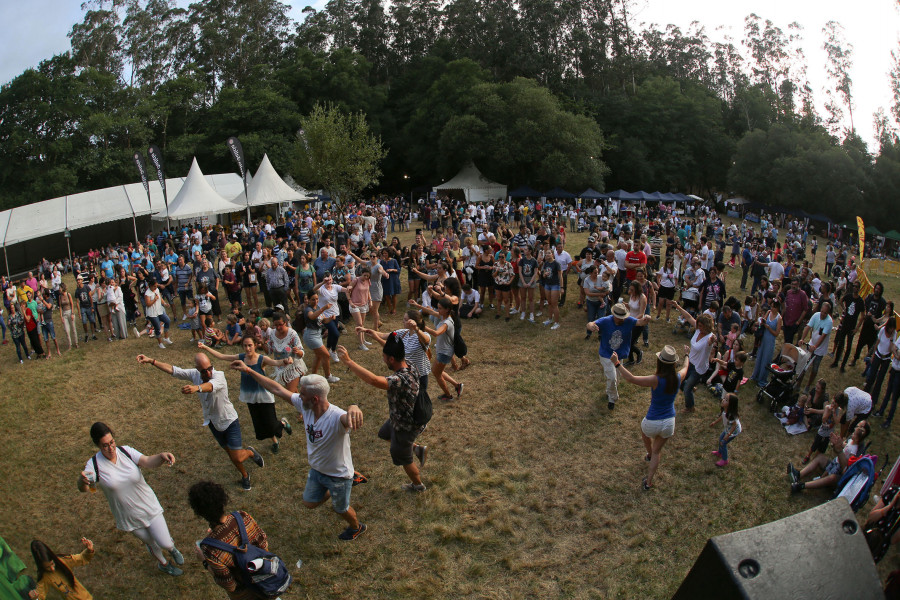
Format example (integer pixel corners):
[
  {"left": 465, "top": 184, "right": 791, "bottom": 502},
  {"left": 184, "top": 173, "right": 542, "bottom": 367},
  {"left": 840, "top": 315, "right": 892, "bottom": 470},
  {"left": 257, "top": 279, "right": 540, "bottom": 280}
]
[
  {"left": 201, "top": 512, "right": 292, "bottom": 599},
  {"left": 398, "top": 330, "right": 432, "bottom": 427},
  {"left": 92, "top": 447, "right": 136, "bottom": 478}
]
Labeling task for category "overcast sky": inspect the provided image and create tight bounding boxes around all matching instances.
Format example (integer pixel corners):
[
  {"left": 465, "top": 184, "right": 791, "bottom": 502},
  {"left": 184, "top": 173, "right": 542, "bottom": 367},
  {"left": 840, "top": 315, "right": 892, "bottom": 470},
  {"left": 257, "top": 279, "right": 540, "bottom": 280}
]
[{"left": 1, "top": 0, "right": 897, "bottom": 149}]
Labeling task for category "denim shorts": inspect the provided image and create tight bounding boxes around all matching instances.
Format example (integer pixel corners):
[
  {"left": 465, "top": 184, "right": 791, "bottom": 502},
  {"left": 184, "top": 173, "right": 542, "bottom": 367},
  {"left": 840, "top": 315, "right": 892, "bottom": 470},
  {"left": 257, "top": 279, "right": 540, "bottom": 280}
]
[
  {"left": 208, "top": 420, "right": 243, "bottom": 450},
  {"left": 544, "top": 284, "right": 561, "bottom": 291},
  {"left": 41, "top": 320, "right": 56, "bottom": 340},
  {"left": 80, "top": 307, "right": 95, "bottom": 324},
  {"left": 437, "top": 352, "right": 452, "bottom": 365},
  {"left": 303, "top": 468, "right": 352, "bottom": 513}
]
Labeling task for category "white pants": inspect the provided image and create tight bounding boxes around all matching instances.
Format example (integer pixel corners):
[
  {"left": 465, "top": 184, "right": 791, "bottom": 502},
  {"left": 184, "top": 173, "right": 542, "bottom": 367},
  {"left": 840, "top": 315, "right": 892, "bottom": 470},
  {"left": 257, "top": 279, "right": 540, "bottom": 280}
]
[
  {"left": 598, "top": 356, "right": 619, "bottom": 403},
  {"left": 130, "top": 513, "right": 174, "bottom": 564},
  {"left": 61, "top": 310, "right": 77, "bottom": 347},
  {"left": 111, "top": 309, "right": 127, "bottom": 339}
]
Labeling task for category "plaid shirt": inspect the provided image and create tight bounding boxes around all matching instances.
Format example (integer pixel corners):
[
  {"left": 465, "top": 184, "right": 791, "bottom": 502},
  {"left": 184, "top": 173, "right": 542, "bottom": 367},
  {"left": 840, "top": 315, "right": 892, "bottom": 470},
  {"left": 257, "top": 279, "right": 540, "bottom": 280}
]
[{"left": 202, "top": 511, "right": 269, "bottom": 600}]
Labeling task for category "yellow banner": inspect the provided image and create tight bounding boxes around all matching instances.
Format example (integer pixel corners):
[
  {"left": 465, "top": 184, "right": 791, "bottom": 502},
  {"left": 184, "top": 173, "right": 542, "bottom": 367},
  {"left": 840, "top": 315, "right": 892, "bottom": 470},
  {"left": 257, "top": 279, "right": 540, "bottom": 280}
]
[
  {"left": 857, "top": 216, "right": 866, "bottom": 264},
  {"left": 855, "top": 263, "right": 874, "bottom": 299}
]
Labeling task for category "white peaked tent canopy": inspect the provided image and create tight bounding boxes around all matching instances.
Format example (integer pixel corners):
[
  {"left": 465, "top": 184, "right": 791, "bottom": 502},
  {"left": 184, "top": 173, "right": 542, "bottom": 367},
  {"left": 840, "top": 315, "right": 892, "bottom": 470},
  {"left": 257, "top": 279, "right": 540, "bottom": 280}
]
[
  {"left": 234, "top": 154, "right": 311, "bottom": 207},
  {"left": 433, "top": 162, "right": 507, "bottom": 204},
  {"left": 154, "top": 158, "right": 242, "bottom": 220}
]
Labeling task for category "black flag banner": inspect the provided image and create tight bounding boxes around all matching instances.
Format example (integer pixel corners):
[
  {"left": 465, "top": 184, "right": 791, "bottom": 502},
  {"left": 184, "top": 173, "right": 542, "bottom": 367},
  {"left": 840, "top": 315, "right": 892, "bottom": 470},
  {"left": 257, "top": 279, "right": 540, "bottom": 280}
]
[
  {"left": 227, "top": 136, "right": 246, "bottom": 180},
  {"left": 147, "top": 144, "right": 166, "bottom": 190},
  {"left": 133, "top": 151, "right": 150, "bottom": 193}
]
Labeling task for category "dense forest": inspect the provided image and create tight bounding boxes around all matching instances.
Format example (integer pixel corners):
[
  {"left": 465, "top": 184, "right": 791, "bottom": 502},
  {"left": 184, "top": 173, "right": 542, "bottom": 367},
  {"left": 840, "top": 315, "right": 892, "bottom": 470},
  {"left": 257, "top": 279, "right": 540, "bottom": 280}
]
[{"left": 1, "top": 0, "right": 899, "bottom": 226}]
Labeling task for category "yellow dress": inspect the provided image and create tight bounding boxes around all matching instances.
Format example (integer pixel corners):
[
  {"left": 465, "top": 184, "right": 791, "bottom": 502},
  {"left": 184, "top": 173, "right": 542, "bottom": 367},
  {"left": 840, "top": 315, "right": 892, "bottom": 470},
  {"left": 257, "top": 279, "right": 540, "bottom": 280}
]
[{"left": 34, "top": 548, "right": 93, "bottom": 600}]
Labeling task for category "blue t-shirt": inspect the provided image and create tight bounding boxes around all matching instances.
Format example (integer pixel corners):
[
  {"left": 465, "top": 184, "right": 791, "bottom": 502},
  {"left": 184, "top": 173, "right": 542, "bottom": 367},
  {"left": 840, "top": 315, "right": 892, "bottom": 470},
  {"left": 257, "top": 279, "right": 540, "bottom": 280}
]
[
  {"left": 101, "top": 259, "right": 115, "bottom": 278},
  {"left": 594, "top": 315, "right": 637, "bottom": 359},
  {"left": 646, "top": 374, "right": 680, "bottom": 421}
]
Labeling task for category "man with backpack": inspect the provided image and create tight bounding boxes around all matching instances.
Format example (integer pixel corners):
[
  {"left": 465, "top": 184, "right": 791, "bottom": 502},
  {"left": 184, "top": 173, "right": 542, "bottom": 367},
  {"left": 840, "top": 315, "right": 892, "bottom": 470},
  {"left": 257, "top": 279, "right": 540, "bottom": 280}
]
[
  {"left": 336, "top": 333, "right": 429, "bottom": 492},
  {"left": 231, "top": 367, "right": 368, "bottom": 541},
  {"left": 190, "top": 480, "right": 292, "bottom": 599}
]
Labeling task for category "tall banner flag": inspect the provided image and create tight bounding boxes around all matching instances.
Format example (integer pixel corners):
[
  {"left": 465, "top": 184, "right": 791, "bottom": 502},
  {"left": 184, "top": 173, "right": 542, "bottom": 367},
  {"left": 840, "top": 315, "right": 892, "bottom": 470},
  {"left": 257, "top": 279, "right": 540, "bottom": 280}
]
[
  {"left": 148, "top": 145, "right": 170, "bottom": 233},
  {"left": 855, "top": 216, "right": 873, "bottom": 298},
  {"left": 130, "top": 151, "right": 150, "bottom": 243},
  {"left": 856, "top": 216, "right": 865, "bottom": 264},
  {"left": 227, "top": 136, "right": 251, "bottom": 224}
]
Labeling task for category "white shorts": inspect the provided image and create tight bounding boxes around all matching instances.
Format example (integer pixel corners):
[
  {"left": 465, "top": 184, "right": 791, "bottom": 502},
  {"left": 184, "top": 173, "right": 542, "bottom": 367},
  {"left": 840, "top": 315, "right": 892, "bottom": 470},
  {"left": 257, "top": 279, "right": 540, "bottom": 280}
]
[
  {"left": 349, "top": 304, "right": 369, "bottom": 314},
  {"left": 641, "top": 417, "right": 675, "bottom": 439}
]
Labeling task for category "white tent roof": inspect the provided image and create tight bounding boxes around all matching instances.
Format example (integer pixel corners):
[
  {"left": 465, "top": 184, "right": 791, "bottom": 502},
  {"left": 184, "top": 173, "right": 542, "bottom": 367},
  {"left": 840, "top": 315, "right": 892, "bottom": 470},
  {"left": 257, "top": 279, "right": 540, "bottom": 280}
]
[
  {"left": 433, "top": 162, "right": 507, "bottom": 204},
  {"left": 234, "top": 154, "right": 310, "bottom": 207},
  {"left": 153, "top": 158, "right": 243, "bottom": 221},
  {"left": 0, "top": 170, "right": 247, "bottom": 246}
]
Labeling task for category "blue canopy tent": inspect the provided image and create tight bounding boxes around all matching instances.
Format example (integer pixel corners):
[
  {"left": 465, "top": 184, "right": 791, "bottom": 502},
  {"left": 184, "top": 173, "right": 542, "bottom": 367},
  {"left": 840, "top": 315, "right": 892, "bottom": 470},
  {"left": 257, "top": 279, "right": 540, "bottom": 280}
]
[
  {"left": 808, "top": 213, "right": 834, "bottom": 224},
  {"left": 544, "top": 187, "right": 577, "bottom": 199},
  {"left": 672, "top": 193, "right": 688, "bottom": 202},
  {"left": 602, "top": 189, "right": 635, "bottom": 200},
  {"left": 579, "top": 188, "right": 605, "bottom": 200},
  {"left": 507, "top": 185, "right": 542, "bottom": 198},
  {"left": 644, "top": 192, "right": 665, "bottom": 203},
  {"left": 659, "top": 193, "right": 679, "bottom": 201}
]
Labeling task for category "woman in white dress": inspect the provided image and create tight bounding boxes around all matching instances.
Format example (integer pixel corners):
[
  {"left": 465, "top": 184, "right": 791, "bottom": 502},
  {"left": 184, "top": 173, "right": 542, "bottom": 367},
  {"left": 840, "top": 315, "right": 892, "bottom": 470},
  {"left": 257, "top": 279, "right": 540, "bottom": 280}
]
[{"left": 78, "top": 422, "right": 184, "bottom": 576}]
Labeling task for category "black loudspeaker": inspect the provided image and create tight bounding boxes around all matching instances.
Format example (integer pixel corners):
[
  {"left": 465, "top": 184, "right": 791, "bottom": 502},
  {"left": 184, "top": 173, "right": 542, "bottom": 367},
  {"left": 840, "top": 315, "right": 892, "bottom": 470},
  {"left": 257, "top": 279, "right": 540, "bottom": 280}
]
[{"left": 673, "top": 498, "right": 882, "bottom": 600}]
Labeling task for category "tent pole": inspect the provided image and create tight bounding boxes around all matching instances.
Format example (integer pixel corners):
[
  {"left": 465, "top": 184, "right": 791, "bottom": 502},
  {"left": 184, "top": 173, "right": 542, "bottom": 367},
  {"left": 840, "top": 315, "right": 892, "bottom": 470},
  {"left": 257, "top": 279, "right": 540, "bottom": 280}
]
[
  {"left": 66, "top": 235, "right": 73, "bottom": 273},
  {"left": 132, "top": 215, "right": 139, "bottom": 245},
  {"left": 3, "top": 246, "right": 8, "bottom": 278}
]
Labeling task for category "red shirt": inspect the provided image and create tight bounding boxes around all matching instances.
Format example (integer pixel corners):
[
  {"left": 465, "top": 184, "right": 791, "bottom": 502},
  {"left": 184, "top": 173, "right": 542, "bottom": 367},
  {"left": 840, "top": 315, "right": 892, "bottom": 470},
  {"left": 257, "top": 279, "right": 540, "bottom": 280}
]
[{"left": 625, "top": 251, "right": 647, "bottom": 280}]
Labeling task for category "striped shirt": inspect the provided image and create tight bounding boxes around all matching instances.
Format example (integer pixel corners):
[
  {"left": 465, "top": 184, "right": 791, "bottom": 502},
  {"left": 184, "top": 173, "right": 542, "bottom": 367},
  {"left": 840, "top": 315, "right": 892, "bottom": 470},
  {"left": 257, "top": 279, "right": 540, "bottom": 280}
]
[{"left": 395, "top": 329, "right": 431, "bottom": 377}]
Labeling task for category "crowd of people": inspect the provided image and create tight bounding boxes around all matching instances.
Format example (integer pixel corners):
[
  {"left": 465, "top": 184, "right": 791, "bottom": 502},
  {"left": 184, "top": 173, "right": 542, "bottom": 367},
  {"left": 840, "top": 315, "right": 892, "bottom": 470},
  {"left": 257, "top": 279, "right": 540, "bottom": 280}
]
[{"left": 7, "top": 193, "right": 900, "bottom": 598}]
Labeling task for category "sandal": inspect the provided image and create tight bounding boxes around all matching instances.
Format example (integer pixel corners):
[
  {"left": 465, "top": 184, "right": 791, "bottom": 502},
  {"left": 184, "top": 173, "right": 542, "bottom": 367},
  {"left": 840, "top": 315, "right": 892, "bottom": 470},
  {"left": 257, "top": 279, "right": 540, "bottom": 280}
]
[
  {"left": 459, "top": 359, "right": 471, "bottom": 371},
  {"left": 645, "top": 453, "right": 651, "bottom": 462},
  {"left": 642, "top": 477, "right": 652, "bottom": 491}
]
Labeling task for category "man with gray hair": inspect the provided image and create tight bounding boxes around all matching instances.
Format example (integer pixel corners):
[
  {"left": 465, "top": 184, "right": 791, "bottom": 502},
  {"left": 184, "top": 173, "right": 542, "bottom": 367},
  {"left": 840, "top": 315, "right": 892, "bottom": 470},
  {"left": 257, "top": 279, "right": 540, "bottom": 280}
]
[
  {"left": 266, "top": 256, "right": 290, "bottom": 309},
  {"left": 231, "top": 367, "right": 367, "bottom": 541}
]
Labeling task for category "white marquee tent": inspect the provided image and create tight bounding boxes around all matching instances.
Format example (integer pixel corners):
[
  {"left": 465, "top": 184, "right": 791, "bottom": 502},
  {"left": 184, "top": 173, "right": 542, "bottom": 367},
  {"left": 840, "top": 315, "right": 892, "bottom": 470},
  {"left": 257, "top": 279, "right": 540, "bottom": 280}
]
[
  {"left": 1, "top": 171, "right": 246, "bottom": 247},
  {"left": 433, "top": 162, "right": 507, "bottom": 204},
  {"left": 153, "top": 158, "right": 245, "bottom": 221},
  {"left": 234, "top": 154, "right": 312, "bottom": 208}
]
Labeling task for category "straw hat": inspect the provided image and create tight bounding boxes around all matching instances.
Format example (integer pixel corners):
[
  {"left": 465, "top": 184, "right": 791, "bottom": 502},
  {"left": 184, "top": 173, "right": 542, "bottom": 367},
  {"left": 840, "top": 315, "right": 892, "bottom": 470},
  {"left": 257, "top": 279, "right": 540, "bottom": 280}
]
[
  {"left": 656, "top": 345, "right": 678, "bottom": 364},
  {"left": 611, "top": 303, "right": 628, "bottom": 318}
]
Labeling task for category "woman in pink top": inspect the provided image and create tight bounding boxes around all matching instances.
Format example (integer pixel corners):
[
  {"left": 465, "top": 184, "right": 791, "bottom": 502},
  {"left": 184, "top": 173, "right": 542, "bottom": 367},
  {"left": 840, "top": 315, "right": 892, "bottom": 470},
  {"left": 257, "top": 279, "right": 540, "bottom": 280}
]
[{"left": 348, "top": 267, "right": 372, "bottom": 351}]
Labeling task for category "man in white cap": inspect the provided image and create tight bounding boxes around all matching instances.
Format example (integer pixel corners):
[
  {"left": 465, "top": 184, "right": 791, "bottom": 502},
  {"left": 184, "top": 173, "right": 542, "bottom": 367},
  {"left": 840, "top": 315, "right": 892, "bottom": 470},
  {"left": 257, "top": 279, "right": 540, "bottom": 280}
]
[{"left": 587, "top": 302, "right": 651, "bottom": 410}]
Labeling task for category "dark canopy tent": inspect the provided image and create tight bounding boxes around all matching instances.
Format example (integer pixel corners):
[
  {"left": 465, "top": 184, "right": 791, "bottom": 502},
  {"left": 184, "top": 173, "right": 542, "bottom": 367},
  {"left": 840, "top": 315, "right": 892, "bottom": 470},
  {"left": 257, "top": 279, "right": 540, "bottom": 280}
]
[
  {"left": 580, "top": 188, "right": 605, "bottom": 199},
  {"left": 508, "top": 185, "right": 542, "bottom": 198},
  {"left": 602, "top": 189, "right": 633, "bottom": 199},
  {"left": 644, "top": 192, "right": 665, "bottom": 202},
  {"left": 866, "top": 225, "right": 884, "bottom": 237},
  {"left": 543, "top": 187, "right": 576, "bottom": 199},
  {"left": 659, "top": 193, "right": 678, "bottom": 201},
  {"left": 884, "top": 230, "right": 900, "bottom": 242},
  {"left": 809, "top": 213, "right": 834, "bottom": 224}
]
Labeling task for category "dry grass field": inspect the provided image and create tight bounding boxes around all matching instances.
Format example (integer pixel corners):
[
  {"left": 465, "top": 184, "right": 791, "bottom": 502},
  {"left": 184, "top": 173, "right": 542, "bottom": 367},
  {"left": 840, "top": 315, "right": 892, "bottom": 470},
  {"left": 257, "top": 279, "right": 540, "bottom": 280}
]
[{"left": 2, "top": 225, "right": 900, "bottom": 599}]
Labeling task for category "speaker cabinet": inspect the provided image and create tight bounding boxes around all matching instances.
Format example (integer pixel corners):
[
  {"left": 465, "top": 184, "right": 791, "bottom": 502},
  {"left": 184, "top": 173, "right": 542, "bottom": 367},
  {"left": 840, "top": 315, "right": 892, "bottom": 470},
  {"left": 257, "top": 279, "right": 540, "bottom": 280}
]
[{"left": 673, "top": 498, "right": 882, "bottom": 600}]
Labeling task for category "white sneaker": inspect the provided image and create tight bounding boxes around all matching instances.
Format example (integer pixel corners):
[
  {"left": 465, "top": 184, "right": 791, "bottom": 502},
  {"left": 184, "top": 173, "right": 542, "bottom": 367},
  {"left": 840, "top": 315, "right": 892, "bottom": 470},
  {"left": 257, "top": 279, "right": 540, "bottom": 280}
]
[
  {"left": 535, "top": 311, "right": 543, "bottom": 317},
  {"left": 358, "top": 344, "right": 369, "bottom": 351},
  {"left": 163, "top": 337, "right": 174, "bottom": 345},
  {"left": 364, "top": 340, "right": 373, "bottom": 345},
  {"left": 542, "top": 319, "right": 553, "bottom": 326},
  {"left": 327, "top": 375, "right": 341, "bottom": 383},
  {"left": 159, "top": 343, "right": 166, "bottom": 349},
  {"left": 519, "top": 312, "right": 526, "bottom": 320},
  {"left": 181, "top": 315, "right": 187, "bottom": 321},
  {"left": 330, "top": 351, "right": 340, "bottom": 362},
  {"left": 133, "top": 326, "right": 141, "bottom": 338},
  {"left": 550, "top": 323, "right": 560, "bottom": 330},
  {"left": 509, "top": 308, "right": 519, "bottom": 315}
]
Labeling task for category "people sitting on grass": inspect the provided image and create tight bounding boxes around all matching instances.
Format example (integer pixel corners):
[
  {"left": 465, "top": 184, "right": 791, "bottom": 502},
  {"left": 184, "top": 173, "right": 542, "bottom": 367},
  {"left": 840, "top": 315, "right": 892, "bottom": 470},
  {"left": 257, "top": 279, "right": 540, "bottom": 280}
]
[{"left": 788, "top": 420, "right": 870, "bottom": 494}]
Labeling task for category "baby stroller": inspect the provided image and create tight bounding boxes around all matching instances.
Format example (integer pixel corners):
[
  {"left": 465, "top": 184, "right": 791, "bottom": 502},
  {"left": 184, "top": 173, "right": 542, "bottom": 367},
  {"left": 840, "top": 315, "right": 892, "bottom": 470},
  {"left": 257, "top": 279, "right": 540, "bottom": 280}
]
[
  {"left": 756, "top": 344, "right": 813, "bottom": 412},
  {"left": 672, "top": 288, "right": 701, "bottom": 336},
  {"left": 834, "top": 452, "right": 889, "bottom": 512}
]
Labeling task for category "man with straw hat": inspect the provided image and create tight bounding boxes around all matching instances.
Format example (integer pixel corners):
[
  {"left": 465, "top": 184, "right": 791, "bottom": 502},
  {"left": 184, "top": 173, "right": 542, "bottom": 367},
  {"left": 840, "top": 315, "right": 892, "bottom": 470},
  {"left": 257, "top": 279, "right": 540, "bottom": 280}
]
[{"left": 587, "top": 302, "right": 651, "bottom": 411}]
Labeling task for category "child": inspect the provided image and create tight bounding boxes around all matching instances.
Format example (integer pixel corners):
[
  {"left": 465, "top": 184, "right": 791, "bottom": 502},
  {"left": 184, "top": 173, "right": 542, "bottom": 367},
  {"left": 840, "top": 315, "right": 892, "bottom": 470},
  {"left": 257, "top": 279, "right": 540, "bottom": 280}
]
[
  {"left": 776, "top": 393, "right": 810, "bottom": 430},
  {"left": 742, "top": 295, "right": 757, "bottom": 335},
  {"left": 204, "top": 321, "right": 226, "bottom": 347},
  {"left": 801, "top": 392, "right": 847, "bottom": 465},
  {"left": 708, "top": 351, "right": 747, "bottom": 398},
  {"left": 224, "top": 314, "right": 242, "bottom": 345},
  {"left": 702, "top": 300, "right": 719, "bottom": 322},
  {"left": 256, "top": 317, "right": 271, "bottom": 353},
  {"left": 710, "top": 393, "right": 741, "bottom": 467},
  {"left": 725, "top": 322, "right": 740, "bottom": 351},
  {"left": 231, "top": 305, "right": 246, "bottom": 328},
  {"left": 29, "top": 537, "right": 94, "bottom": 599},
  {"left": 185, "top": 298, "right": 200, "bottom": 340},
  {"left": 196, "top": 284, "right": 214, "bottom": 324}
]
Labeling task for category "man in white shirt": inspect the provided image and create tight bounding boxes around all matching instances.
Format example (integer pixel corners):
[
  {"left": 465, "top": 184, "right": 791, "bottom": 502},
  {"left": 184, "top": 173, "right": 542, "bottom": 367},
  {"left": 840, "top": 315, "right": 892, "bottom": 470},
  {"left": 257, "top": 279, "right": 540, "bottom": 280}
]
[
  {"left": 137, "top": 352, "right": 266, "bottom": 492},
  {"left": 234, "top": 368, "right": 368, "bottom": 540},
  {"left": 841, "top": 386, "right": 872, "bottom": 437},
  {"left": 799, "top": 302, "right": 833, "bottom": 390},
  {"left": 554, "top": 242, "right": 573, "bottom": 305},
  {"left": 460, "top": 283, "right": 482, "bottom": 318}
]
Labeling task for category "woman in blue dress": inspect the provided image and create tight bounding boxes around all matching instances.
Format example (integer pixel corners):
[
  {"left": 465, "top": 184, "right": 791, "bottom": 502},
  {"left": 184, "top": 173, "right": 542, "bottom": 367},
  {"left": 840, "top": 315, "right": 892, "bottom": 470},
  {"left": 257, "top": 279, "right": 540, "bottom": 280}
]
[
  {"left": 198, "top": 335, "right": 293, "bottom": 453},
  {"left": 750, "top": 300, "right": 783, "bottom": 387},
  {"left": 381, "top": 248, "right": 401, "bottom": 315}
]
